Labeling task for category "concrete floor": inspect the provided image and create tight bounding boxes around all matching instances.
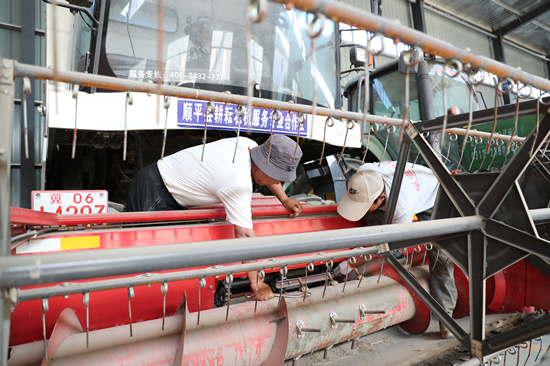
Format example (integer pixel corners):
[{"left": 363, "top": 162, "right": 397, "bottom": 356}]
[{"left": 284, "top": 314, "right": 550, "bottom": 366}]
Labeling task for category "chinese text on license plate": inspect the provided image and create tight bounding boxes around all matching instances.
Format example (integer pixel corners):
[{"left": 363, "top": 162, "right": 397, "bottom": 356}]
[{"left": 31, "top": 190, "right": 109, "bottom": 214}]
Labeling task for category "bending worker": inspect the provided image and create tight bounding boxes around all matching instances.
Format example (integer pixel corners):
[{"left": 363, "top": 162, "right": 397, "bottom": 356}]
[
  {"left": 336, "top": 160, "right": 457, "bottom": 339},
  {"left": 125, "top": 134, "right": 304, "bottom": 301}
]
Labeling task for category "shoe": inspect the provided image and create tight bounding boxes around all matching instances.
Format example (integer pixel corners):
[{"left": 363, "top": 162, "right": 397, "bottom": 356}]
[{"left": 440, "top": 322, "right": 454, "bottom": 339}]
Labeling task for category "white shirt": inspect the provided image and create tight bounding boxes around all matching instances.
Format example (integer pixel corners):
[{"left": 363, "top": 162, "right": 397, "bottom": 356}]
[
  {"left": 357, "top": 161, "right": 440, "bottom": 224},
  {"left": 157, "top": 137, "right": 258, "bottom": 228}
]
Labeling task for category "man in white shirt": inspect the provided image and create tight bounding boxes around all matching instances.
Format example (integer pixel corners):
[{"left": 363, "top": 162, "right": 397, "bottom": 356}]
[
  {"left": 126, "top": 134, "right": 304, "bottom": 301},
  {"left": 336, "top": 161, "right": 457, "bottom": 339}
]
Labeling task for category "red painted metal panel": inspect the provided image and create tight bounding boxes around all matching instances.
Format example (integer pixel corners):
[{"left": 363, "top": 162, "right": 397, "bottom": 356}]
[
  {"left": 11, "top": 205, "right": 338, "bottom": 227},
  {"left": 487, "top": 261, "right": 526, "bottom": 313},
  {"left": 10, "top": 210, "right": 363, "bottom": 347},
  {"left": 383, "top": 266, "right": 431, "bottom": 334},
  {"left": 11, "top": 207, "right": 59, "bottom": 226},
  {"left": 10, "top": 276, "right": 217, "bottom": 347},
  {"left": 525, "top": 261, "right": 550, "bottom": 310}
]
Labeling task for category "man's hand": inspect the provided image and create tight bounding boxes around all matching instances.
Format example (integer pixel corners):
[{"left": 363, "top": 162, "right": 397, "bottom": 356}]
[
  {"left": 249, "top": 277, "right": 274, "bottom": 301},
  {"left": 282, "top": 198, "right": 303, "bottom": 218},
  {"left": 266, "top": 183, "right": 303, "bottom": 217}
]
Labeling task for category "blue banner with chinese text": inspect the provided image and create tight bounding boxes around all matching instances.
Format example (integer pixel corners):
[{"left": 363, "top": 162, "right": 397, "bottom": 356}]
[{"left": 177, "top": 99, "right": 308, "bottom": 136}]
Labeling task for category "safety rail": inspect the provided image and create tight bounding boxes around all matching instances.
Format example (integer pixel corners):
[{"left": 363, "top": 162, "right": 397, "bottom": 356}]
[
  {"left": 15, "top": 246, "right": 379, "bottom": 302},
  {"left": 3, "top": 216, "right": 484, "bottom": 288}
]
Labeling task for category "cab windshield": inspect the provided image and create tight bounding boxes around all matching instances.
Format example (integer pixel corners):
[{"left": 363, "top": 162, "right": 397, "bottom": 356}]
[
  {"left": 94, "top": 0, "right": 338, "bottom": 108},
  {"left": 372, "top": 62, "right": 471, "bottom": 120}
]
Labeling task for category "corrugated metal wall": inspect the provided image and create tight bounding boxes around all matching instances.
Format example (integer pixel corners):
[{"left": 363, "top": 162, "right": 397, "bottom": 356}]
[
  {"left": 424, "top": 8, "right": 493, "bottom": 59},
  {"left": 0, "top": 0, "right": 46, "bottom": 208},
  {"left": 379, "top": 0, "right": 412, "bottom": 28},
  {"left": 504, "top": 44, "right": 548, "bottom": 79}
]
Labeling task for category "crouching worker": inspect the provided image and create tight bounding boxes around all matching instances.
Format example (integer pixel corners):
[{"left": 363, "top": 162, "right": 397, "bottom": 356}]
[
  {"left": 125, "top": 134, "right": 304, "bottom": 301},
  {"left": 336, "top": 161, "right": 457, "bottom": 339}
]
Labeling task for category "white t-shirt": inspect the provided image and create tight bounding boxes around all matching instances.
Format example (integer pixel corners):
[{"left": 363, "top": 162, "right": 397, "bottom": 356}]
[
  {"left": 157, "top": 137, "right": 257, "bottom": 229},
  {"left": 357, "top": 161, "right": 440, "bottom": 224}
]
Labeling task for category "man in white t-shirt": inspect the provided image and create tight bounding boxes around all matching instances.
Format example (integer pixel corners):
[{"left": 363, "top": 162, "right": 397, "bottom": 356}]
[
  {"left": 125, "top": 134, "right": 304, "bottom": 301},
  {"left": 336, "top": 161, "right": 457, "bottom": 339}
]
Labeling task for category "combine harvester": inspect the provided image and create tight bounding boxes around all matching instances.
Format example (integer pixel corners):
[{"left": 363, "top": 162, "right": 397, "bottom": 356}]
[{"left": 2, "top": 0, "right": 550, "bottom": 364}]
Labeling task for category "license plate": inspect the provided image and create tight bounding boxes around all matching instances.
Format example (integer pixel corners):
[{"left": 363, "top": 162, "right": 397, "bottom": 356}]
[{"left": 31, "top": 190, "right": 109, "bottom": 214}]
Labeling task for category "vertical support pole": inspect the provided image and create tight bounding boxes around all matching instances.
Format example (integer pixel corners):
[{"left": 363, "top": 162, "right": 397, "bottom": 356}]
[
  {"left": 89, "top": 0, "right": 107, "bottom": 94},
  {"left": 408, "top": 0, "right": 438, "bottom": 155},
  {"left": 0, "top": 297, "right": 10, "bottom": 366},
  {"left": 416, "top": 61, "right": 436, "bottom": 121},
  {"left": 20, "top": 0, "right": 36, "bottom": 208},
  {"left": 468, "top": 230, "right": 486, "bottom": 358},
  {"left": 0, "top": 57, "right": 15, "bottom": 366},
  {"left": 382, "top": 134, "right": 412, "bottom": 224},
  {"left": 491, "top": 33, "right": 510, "bottom": 105},
  {"left": 410, "top": 0, "right": 427, "bottom": 33},
  {"left": 370, "top": 0, "right": 382, "bottom": 16}
]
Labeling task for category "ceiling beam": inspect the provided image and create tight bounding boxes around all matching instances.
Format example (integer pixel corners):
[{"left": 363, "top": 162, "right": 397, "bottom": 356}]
[{"left": 498, "top": 2, "right": 550, "bottom": 35}]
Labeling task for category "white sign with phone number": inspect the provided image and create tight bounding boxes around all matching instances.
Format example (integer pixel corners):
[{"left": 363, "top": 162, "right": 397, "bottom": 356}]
[{"left": 32, "top": 190, "right": 108, "bottom": 214}]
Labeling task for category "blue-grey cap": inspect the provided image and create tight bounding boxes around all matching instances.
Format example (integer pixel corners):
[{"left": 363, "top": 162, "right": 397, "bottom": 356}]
[{"left": 250, "top": 134, "right": 302, "bottom": 182}]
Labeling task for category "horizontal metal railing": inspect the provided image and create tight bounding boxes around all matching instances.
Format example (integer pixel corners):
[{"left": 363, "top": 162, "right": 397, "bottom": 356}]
[
  {"left": 17, "top": 246, "right": 377, "bottom": 301},
  {"left": 14, "top": 61, "right": 400, "bottom": 126},
  {"left": 11, "top": 207, "right": 548, "bottom": 302},
  {"left": 14, "top": 61, "right": 533, "bottom": 142},
  {"left": 2, "top": 216, "right": 485, "bottom": 289}
]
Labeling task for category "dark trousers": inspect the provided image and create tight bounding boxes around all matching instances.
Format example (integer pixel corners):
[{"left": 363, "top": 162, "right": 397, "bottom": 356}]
[
  {"left": 364, "top": 209, "right": 457, "bottom": 317},
  {"left": 417, "top": 210, "right": 458, "bottom": 318},
  {"left": 125, "top": 163, "right": 183, "bottom": 212},
  {"left": 427, "top": 245, "right": 458, "bottom": 317}
]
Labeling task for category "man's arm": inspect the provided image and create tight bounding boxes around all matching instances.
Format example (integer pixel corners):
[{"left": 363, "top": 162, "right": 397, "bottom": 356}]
[
  {"left": 234, "top": 225, "right": 274, "bottom": 301},
  {"left": 266, "top": 182, "right": 303, "bottom": 218}
]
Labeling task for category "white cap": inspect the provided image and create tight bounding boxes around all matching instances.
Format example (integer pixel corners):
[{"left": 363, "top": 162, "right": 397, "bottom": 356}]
[{"left": 337, "top": 170, "right": 384, "bottom": 221}]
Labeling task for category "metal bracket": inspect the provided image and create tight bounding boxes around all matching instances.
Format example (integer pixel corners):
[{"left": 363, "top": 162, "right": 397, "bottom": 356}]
[
  {"left": 329, "top": 311, "right": 356, "bottom": 330},
  {"left": 296, "top": 320, "right": 305, "bottom": 339},
  {"left": 405, "top": 122, "right": 419, "bottom": 139},
  {"left": 296, "top": 320, "right": 321, "bottom": 339},
  {"left": 359, "top": 303, "right": 385, "bottom": 321},
  {"left": 471, "top": 339, "right": 483, "bottom": 359},
  {"left": 376, "top": 242, "right": 390, "bottom": 254},
  {"left": 3, "top": 288, "right": 19, "bottom": 311}
]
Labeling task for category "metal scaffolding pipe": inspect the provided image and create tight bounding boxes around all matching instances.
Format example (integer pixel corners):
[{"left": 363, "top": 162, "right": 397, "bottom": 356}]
[
  {"left": 457, "top": 358, "right": 482, "bottom": 366},
  {"left": 274, "top": 0, "right": 550, "bottom": 92},
  {"left": 11, "top": 63, "right": 535, "bottom": 145},
  {"left": 0, "top": 216, "right": 484, "bottom": 288},
  {"left": 531, "top": 208, "right": 550, "bottom": 224},
  {"left": 17, "top": 246, "right": 379, "bottom": 302},
  {"left": 28, "top": 207, "right": 550, "bottom": 301},
  {"left": 445, "top": 128, "right": 525, "bottom": 143}
]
